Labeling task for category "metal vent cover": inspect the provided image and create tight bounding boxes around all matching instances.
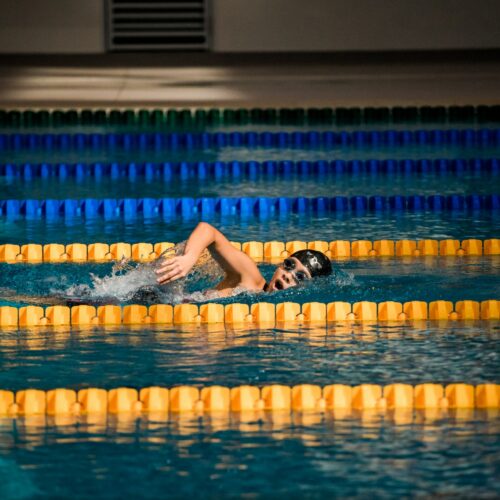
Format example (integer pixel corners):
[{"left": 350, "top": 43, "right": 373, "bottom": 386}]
[{"left": 107, "top": 0, "right": 209, "bottom": 51}]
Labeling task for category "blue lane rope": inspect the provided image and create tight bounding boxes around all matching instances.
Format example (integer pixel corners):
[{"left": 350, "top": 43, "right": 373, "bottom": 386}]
[
  {"left": 0, "top": 129, "right": 499, "bottom": 151},
  {"left": 1, "top": 195, "right": 498, "bottom": 218},
  {"left": 1, "top": 158, "right": 498, "bottom": 179}
]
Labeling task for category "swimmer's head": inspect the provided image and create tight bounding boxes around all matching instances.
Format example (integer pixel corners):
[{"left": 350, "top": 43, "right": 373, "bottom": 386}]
[{"left": 267, "top": 250, "right": 332, "bottom": 291}]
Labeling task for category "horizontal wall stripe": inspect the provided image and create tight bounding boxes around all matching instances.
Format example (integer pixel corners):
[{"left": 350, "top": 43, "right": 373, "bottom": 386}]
[
  {"left": 2, "top": 158, "right": 498, "bottom": 179},
  {"left": 1, "top": 105, "right": 499, "bottom": 127},
  {"left": 0, "top": 384, "right": 498, "bottom": 416},
  {"left": 1, "top": 195, "right": 499, "bottom": 219},
  {"left": 0, "top": 129, "right": 499, "bottom": 151},
  {"left": 1, "top": 239, "right": 498, "bottom": 263},
  {"left": 1, "top": 300, "right": 498, "bottom": 328}
]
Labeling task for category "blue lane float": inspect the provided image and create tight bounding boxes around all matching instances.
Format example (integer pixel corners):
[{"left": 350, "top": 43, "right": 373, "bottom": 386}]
[
  {"left": 1, "top": 195, "right": 498, "bottom": 219},
  {"left": 1, "top": 158, "right": 498, "bottom": 179},
  {"left": 0, "top": 129, "right": 499, "bottom": 152}
]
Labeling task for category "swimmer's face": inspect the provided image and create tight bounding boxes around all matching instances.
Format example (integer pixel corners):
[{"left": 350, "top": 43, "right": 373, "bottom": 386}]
[{"left": 268, "top": 257, "right": 312, "bottom": 291}]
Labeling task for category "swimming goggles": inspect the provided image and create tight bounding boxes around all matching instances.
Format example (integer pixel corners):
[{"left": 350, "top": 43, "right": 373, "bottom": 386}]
[{"left": 283, "top": 258, "right": 310, "bottom": 283}]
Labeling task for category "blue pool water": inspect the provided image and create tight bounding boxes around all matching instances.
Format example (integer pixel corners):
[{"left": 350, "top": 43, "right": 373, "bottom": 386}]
[
  {"left": 1, "top": 117, "right": 499, "bottom": 498},
  {"left": 0, "top": 211, "right": 497, "bottom": 244},
  {"left": 3, "top": 142, "right": 500, "bottom": 166},
  {"left": 0, "top": 322, "right": 499, "bottom": 389},
  {"left": 0, "top": 411, "right": 498, "bottom": 499},
  {"left": 3, "top": 170, "right": 499, "bottom": 199}
]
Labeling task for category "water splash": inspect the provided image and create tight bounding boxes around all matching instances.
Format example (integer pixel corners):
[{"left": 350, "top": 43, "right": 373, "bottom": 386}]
[{"left": 59, "top": 242, "right": 226, "bottom": 304}]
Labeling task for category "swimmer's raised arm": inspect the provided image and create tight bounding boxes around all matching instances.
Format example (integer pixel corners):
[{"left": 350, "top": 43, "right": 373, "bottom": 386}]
[{"left": 155, "top": 222, "right": 265, "bottom": 290}]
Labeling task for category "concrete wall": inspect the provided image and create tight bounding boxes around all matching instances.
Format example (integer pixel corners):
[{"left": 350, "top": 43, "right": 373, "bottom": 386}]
[
  {"left": 0, "top": 0, "right": 498, "bottom": 54},
  {"left": 212, "top": 0, "right": 500, "bottom": 52},
  {"left": 0, "top": 0, "right": 105, "bottom": 53}
]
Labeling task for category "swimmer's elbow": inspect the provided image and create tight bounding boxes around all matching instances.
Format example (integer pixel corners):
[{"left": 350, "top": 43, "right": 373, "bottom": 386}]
[
  {"left": 196, "top": 221, "right": 216, "bottom": 235},
  {"left": 194, "top": 222, "right": 214, "bottom": 236},
  {"left": 194, "top": 222, "right": 230, "bottom": 254},
  {"left": 198, "top": 222, "right": 226, "bottom": 244}
]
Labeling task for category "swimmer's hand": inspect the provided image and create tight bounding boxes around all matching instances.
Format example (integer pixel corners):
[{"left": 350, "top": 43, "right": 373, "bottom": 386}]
[{"left": 155, "top": 254, "right": 196, "bottom": 284}]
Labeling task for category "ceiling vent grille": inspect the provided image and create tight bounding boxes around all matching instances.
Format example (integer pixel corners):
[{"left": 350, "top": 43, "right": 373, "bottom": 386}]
[{"left": 107, "top": 0, "right": 209, "bottom": 51}]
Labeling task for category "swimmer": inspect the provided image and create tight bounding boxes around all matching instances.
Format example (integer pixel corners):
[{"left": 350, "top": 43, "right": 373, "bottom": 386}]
[
  {"left": 155, "top": 222, "right": 332, "bottom": 296},
  {"left": 1, "top": 223, "right": 332, "bottom": 306}
]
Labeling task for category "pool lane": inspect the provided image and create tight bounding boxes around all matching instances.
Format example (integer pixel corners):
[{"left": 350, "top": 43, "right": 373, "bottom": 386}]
[
  {"left": 1, "top": 256, "right": 498, "bottom": 307},
  {"left": 2, "top": 141, "right": 499, "bottom": 165},
  {"left": 2, "top": 170, "right": 499, "bottom": 199},
  {"left": 0, "top": 321, "right": 498, "bottom": 389},
  {"left": 0, "top": 212, "right": 498, "bottom": 244}
]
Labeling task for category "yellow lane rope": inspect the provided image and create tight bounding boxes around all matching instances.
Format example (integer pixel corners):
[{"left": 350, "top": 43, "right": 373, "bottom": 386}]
[
  {"left": 1, "top": 300, "right": 498, "bottom": 327},
  {"left": 0, "top": 384, "right": 498, "bottom": 416},
  {"left": 1, "top": 238, "right": 499, "bottom": 263}
]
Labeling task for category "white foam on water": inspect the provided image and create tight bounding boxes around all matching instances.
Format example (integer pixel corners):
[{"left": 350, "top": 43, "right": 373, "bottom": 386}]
[
  {"left": 61, "top": 260, "right": 185, "bottom": 303},
  {"left": 58, "top": 242, "right": 227, "bottom": 304}
]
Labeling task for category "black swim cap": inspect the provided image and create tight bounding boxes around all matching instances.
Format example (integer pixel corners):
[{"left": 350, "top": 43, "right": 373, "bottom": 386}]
[{"left": 290, "top": 249, "right": 332, "bottom": 278}]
